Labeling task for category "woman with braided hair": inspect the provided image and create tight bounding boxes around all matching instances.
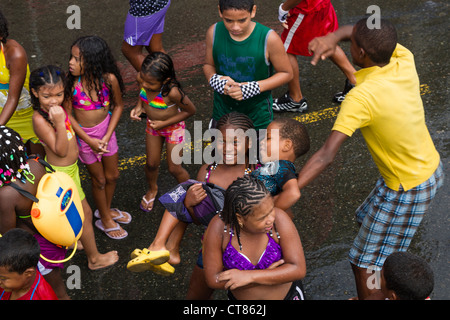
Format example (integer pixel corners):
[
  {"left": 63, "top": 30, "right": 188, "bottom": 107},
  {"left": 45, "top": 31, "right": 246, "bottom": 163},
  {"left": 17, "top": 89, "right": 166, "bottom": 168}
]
[{"left": 203, "top": 175, "right": 306, "bottom": 300}]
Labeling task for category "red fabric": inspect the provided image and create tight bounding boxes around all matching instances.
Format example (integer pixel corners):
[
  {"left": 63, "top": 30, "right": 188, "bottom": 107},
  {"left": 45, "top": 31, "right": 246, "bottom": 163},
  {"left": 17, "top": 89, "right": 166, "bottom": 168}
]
[
  {"left": 281, "top": 0, "right": 338, "bottom": 56},
  {"left": 296, "top": 0, "right": 330, "bottom": 14},
  {"left": 0, "top": 271, "right": 58, "bottom": 300}
]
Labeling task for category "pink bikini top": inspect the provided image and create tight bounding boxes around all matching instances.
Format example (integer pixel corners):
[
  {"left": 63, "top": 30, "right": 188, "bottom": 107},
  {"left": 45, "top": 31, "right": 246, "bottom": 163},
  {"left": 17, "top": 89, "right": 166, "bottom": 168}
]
[{"left": 72, "top": 77, "right": 110, "bottom": 110}]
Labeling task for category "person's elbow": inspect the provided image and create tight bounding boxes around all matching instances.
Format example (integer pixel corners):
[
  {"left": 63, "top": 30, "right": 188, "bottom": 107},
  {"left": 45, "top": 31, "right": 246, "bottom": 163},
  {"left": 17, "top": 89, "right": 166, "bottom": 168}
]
[
  {"left": 280, "top": 69, "right": 293, "bottom": 85},
  {"left": 292, "top": 260, "right": 307, "bottom": 280},
  {"left": 204, "top": 272, "right": 222, "bottom": 290}
]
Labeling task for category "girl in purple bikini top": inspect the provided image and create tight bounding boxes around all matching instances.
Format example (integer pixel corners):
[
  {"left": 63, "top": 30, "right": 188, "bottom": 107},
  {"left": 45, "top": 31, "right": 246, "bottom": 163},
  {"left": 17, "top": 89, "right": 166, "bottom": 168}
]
[{"left": 222, "top": 229, "right": 282, "bottom": 271}]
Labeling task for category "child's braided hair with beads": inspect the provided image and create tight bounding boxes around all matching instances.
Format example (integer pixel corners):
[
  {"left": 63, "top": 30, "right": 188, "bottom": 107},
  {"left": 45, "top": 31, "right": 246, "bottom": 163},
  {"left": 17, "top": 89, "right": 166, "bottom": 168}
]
[{"left": 0, "top": 126, "right": 30, "bottom": 187}]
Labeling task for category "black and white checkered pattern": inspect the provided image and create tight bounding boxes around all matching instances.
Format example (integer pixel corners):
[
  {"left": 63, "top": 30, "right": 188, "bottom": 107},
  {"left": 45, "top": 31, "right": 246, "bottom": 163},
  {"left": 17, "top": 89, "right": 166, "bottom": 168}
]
[
  {"left": 209, "top": 74, "right": 228, "bottom": 94},
  {"left": 240, "top": 81, "right": 260, "bottom": 100}
]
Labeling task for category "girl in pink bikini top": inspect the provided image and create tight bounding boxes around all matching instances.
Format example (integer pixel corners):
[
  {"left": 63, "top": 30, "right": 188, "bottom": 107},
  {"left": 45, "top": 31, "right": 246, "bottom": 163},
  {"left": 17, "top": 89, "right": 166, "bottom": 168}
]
[{"left": 72, "top": 76, "right": 110, "bottom": 110}]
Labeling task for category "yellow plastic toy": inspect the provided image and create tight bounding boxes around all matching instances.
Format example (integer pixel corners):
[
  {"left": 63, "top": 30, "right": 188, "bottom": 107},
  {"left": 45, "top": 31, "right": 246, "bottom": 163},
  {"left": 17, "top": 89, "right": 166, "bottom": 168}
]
[{"left": 31, "top": 171, "right": 85, "bottom": 248}]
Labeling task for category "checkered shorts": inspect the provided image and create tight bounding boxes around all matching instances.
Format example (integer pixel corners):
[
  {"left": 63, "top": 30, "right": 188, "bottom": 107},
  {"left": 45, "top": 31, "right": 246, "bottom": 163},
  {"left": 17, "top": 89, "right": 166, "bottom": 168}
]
[{"left": 349, "top": 161, "right": 444, "bottom": 270}]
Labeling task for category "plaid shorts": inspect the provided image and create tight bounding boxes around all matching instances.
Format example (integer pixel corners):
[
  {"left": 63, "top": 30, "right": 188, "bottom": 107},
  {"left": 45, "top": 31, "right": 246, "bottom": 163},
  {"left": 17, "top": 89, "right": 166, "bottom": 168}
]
[{"left": 349, "top": 161, "right": 444, "bottom": 270}]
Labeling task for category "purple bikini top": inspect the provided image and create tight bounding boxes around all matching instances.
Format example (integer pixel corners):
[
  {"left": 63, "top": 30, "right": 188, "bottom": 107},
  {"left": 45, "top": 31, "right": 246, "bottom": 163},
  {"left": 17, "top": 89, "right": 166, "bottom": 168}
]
[{"left": 222, "top": 231, "right": 282, "bottom": 271}]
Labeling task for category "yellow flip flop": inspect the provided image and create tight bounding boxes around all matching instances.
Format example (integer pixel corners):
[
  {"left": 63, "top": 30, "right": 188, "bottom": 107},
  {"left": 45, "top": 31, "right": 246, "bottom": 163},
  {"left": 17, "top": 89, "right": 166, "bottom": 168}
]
[
  {"left": 148, "top": 262, "right": 175, "bottom": 276},
  {"left": 127, "top": 248, "right": 170, "bottom": 272}
]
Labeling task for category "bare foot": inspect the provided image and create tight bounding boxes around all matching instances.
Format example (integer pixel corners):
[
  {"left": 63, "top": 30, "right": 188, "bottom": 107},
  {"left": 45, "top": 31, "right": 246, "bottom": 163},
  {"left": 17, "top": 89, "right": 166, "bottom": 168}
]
[{"left": 88, "top": 251, "right": 119, "bottom": 270}]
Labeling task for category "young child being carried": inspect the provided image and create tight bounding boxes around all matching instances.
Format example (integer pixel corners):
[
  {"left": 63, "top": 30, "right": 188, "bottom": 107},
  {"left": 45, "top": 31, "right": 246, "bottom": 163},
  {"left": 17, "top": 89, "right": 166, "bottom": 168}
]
[
  {"left": 130, "top": 52, "right": 196, "bottom": 213},
  {"left": 126, "top": 112, "right": 255, "bottom": 275},
  {"left": 251, "top": 117, "right": 310, "bottom": 217}
]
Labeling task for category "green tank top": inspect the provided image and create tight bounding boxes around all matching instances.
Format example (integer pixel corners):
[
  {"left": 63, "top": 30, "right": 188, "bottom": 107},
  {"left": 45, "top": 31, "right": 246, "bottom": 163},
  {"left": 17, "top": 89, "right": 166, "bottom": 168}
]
[{"left": 212, "top": 21, "right": 274, "bottom": 130}]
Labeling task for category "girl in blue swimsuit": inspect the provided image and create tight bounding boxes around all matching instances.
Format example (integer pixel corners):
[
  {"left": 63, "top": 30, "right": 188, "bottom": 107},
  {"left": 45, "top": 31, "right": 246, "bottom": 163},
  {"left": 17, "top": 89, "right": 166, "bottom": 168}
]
[{"left": 203, "top": 175, "right": 307, "bottom": 300}]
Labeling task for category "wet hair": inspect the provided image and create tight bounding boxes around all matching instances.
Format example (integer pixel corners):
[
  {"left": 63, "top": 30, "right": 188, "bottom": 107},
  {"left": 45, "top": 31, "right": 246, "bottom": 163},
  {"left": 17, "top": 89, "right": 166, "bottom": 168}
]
[
  {"left": 271, "top": 118, "right": 310, "bottom": 158},
  {"left": 0, "top": 126, "right": 30, "bottom": 187},
  {"left": 0, "top": 228, "right": 40, "bottom": 274},
  {"left": 0, "top": 10, "right": 9, "bottom": 43},
  {"left": 221, "top": 175, "right": 270, "bottom": 250},
  {"left": 383, "top": 252, "right": 434, "bottom": 300},
  {"left": 354, "top": 17, "right": 397, "bottom": 64},
  {"left": 30, "top": 65, "right": 66, "bottom": 124},
  {"left": 65, "top": 35, "right": 124, "bottom": 109},
  {"left": 219, "top": 0, "right": 254, "bottom": 13},
  {"left": 140, "top": 51, "right": 186, "bottom": 104}
]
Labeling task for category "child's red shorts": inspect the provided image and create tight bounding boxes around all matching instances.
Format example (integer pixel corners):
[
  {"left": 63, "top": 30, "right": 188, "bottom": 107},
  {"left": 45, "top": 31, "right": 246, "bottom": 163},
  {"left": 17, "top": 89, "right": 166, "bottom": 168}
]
[{"left": 281, "top": 1, "right": 339, "bottom": 57}]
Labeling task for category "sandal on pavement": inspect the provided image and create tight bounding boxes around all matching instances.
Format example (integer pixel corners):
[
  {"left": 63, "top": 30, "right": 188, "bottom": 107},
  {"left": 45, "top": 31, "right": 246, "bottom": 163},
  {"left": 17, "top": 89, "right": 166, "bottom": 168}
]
[
  {"left": 148, "top": 262, "right": 175, "bottom": 276},
  {"left": 140, "top": 196, "right": 155, "bottom": 213},
  {"left": 127, "top": 248, "right": 170, "bottom": 272},
  {"left": 94, "top": 219, "right": 128, "bottom": 240},
  {"left": 94, "top": 208, "right": 132, "bottom": 224}
]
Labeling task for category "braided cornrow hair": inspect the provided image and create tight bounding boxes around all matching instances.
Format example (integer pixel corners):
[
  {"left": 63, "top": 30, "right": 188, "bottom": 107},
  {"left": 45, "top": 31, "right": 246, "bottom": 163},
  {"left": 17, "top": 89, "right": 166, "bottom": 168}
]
[
  {"left": 221, "top": 175, "right": 270, "bottom": 250},
  {"left": 0, "top": 126, "right": 30, "bottom": 187},
  {"left": 30, "top": 65, "right": 66, "bottom": 125},
  {"left": 216, "top": 111, "right": 254, "bottom": 132},
  {"left": 215, "top": 111, "right": 257, "bottom": 165}
]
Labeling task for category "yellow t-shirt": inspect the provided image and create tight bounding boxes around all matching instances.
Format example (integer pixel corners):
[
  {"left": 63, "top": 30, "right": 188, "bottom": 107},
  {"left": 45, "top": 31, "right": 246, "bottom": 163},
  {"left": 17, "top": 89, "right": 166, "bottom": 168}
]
[{"left": 332, "top": 44, "right": 440, "bottom": 191}]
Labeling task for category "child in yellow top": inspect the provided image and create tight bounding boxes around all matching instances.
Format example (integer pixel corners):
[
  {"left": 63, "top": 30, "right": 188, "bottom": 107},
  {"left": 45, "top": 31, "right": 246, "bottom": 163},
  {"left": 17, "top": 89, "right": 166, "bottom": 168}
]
[{"left": 298, "top": 17, "right": 443, "bottom": 300}]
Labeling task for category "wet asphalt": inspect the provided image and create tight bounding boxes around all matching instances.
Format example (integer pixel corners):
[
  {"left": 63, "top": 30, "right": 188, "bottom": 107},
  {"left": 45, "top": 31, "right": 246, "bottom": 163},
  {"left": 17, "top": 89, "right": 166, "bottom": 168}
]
[{"left": 1, "top": 0, "right": 448, "bottom": 301}]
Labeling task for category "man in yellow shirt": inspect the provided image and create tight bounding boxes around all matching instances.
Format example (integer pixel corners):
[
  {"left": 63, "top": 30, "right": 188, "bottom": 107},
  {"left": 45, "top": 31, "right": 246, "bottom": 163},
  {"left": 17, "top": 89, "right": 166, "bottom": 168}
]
[{"left": 298, "top": 18, "right": 443, "bottom": 300}]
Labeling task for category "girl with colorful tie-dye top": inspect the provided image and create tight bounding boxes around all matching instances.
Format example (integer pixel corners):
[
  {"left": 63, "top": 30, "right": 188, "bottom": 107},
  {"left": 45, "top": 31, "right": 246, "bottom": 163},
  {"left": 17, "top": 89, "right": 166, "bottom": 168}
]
[
  {"left": 64, "top": 35, "right": 130, "bottom": 240},
  {"left": 130, "top": 52, "right": 196, "bottom": 212},
  {"left": 30, "top": 65, "right": 119, "bottom": 271}
]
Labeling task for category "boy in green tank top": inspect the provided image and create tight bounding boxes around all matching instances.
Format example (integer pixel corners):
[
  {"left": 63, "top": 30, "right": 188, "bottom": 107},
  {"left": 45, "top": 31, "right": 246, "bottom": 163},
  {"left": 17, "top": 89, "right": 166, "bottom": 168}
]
[{"left": 204, "top": 0, "right": 292, "bottom": 131}]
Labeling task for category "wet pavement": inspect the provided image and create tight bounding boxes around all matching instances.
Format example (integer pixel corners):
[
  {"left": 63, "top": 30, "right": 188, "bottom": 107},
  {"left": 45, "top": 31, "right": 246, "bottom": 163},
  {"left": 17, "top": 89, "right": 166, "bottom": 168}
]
[{"left": 2, "top": 0, "right": 448, "bottom": 301}]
